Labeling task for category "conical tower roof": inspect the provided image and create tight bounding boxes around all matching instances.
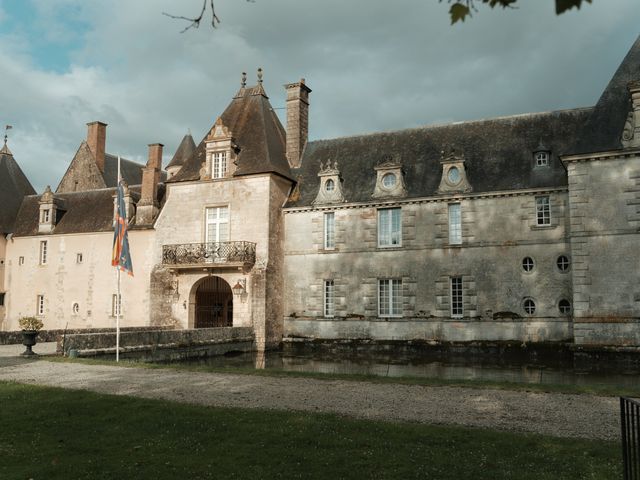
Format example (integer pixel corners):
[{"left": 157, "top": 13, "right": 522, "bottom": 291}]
[
  {"left": 166, "top": 132, "right": 196, "bottom": 170},
  {"left": 0, "top": 144, "right": 36, "bottom": 233}
]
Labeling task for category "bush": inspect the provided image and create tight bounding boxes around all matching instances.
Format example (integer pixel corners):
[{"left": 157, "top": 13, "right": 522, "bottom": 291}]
[{"left": 18, "top": 316, "right": 44, "bottom": 332}]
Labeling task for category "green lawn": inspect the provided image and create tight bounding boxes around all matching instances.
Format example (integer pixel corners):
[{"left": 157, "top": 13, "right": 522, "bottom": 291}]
[{"left": 0, "top": 381, "right": 621, "bottom": 479}]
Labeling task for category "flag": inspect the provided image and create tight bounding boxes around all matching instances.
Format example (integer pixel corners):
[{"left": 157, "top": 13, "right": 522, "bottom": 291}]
[{"left": 111, "top": 180, "right": 134, "bottom": 276}]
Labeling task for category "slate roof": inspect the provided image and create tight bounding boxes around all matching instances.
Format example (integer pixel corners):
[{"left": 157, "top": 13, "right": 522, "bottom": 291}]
[
  {"left": 572, "top": 34, "right": 640, "bottom": 154},
  {"left": 168, "top": 84, "right": 292, "bottom": 182},
  {"left": 103, "top": 154, "right": 145, "bottom": 187},
  {"left": 0, "top": 145, "right": 36, "bottom": 234},
  {"left": 12, "top": 184, "right": 165, "bottom": 237},
  {"left": 166, "top": 133, "right": 196, "bottom": 170},
  {"left": 286, "top": 108, "right": 592, "bottom": 208}
]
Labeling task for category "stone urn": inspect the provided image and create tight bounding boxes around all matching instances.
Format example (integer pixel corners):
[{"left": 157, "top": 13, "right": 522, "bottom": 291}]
[{"left": 21, "top": 330, "right": 39, "bottom": 356}]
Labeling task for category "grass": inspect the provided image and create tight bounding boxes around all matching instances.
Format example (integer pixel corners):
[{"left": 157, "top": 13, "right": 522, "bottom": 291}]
[
  {"left": 44, "top": 355, "right": 640, "bottom": 398},
  {"left": 0, "top": 381, "right": 621, "bottom": 479}
]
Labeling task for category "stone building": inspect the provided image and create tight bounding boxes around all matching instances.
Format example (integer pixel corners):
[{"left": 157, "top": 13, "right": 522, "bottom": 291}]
[{"left": 0, "top": 36, "right": 639, "bottom": 348}]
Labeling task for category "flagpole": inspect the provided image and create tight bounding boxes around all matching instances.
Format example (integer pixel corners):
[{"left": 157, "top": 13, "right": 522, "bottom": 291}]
[{"left": 116, "top": 155, "right": 121, "bottom": 363}]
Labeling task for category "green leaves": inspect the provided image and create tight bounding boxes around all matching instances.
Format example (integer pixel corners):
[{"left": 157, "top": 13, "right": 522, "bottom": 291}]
[{"left": 445, "top": 0, "right": 594, "bottom": 24}]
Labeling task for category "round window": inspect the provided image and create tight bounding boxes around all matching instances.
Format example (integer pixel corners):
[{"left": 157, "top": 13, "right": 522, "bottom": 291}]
[
  {"left": 325, "top": 179, "right": 335, "bottom": 192},
  {"left": 72, "top": 302, "right": 80, "bottom": 315},
  {"left": 382, "top": 173, "right": 397, "bottom": 189},
  {"left": 523, "top": 298, "right": 536, "bottom": 315},
  {"left": 558, "top": 299, "right": 572, "bottom": 315},
  {"left": 447, "top": 166, "right": 461, "bottom": 184},
  {"left": 522, "top": 257, "right": 535, "bottom": 272},
  {"left": 556, "top": 255, "right": 570, "bottom": 272}
]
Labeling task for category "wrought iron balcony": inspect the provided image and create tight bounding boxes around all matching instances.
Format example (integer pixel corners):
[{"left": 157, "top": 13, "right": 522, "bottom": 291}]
[{"left": 162, "top": 241, "right": 256, "bottom": 268}]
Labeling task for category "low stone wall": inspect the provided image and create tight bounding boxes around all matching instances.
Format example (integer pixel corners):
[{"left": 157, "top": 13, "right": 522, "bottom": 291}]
[
  {"left": 574, "top": 318, "right": 640, "bottom": 346},
  {"left": 0, "top": 326, "right": 175, "bottom": 345},
  {"left": 59, "top": 327, "right": 255, "bottom": 361},
  {"left": 284, "top": 317, "right": 572, "bottom": 343}
]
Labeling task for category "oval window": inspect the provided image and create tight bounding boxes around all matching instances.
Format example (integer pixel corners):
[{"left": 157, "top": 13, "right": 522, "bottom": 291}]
[
  {"left": 72, "top": 302, "right": 80, "bottom": 315},
  {"left": 556, "top": 255, "right": 570, "bottom": 272},
  {"left": 558, "top": 299, "right": 571, "bottom": 315},
  {"left": 523, "top": 298, "right": 536, "bottom": 315},
  {"left": 447, "top": 166, "right": 461, "bottom": 184},
  {"left": 382, "top": 173, "right": 397, "bottom": 189},
  {"left": 325, "top": 179, "right": 335, "bottom": 192},
  {"left": 522, "top": 257, "right": 535, "bottom": 272}
]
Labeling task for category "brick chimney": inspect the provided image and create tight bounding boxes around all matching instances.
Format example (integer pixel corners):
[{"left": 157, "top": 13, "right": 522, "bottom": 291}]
[
  {"left": 136, "top": 143, "right": 163, "bottom": 225},
  {"left": 284, "top": 79, "right": 311, "bottom": 169},
  {"left": 86, "top": 121, "right": 107, "bottom": 173}
]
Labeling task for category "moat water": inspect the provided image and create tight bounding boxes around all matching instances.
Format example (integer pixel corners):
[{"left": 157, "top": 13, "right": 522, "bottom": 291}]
[{"left": 160, "top": 343, "right": 640, "bottom": 390}]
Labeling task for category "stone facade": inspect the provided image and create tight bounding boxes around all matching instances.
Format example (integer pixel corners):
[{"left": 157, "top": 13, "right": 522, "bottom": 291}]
[{"left": 1, "top": 38, "right": 640, "bottom": 350}]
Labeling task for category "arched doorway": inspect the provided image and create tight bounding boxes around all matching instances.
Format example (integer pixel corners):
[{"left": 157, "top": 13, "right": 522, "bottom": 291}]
[{"left": 194, "top": 276, "right": 233, "bottom": 328}]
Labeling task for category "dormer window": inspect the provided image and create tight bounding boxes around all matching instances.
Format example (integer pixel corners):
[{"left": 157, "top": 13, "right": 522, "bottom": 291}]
[
  {"left": 325, "top": 179, "right": 335, "bottom": 192},
  {"left": 535, "top": 152, "right": 549, "bottom": 167},
  {"left": 382, "top": 173, "right": 397, "bottom": 189},
  {"left": 38, "top": 185, "right": 61, "bottom": 234},
  {"left": 372, "top": 156, "right": 406, "bottom": 199},
  {"left": 437, "top": 148, "right": 472, "bottom": 194},
  {"left": 41, "top": 209, "right": 50, "bottom": 223},
  {"left": 212, "top": 151, "right": 228, "bottom": 179}
]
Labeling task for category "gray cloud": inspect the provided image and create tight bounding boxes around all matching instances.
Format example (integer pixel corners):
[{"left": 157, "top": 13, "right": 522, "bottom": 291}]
[{"left": 0, "top": 0, "right": 638, "bottom": 191}]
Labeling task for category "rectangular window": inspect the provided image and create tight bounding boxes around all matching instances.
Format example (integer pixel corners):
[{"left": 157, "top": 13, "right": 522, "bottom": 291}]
[
  {"left": 324, "top": 280, "right": 335, "bottom": 318},
  {"left": 76, "top": 253, "right": 83, "bottom": 264},
  {"left": 0, "top": 292, "right": 5, "bottom": 306},
  {"left": 213, "top": 151, "right": 227, "bottom": 179},
  {"left": 535, "top": 152, "right": 549, "bottom": 167},
  {"left": 378, "top": 279, "right": 402, "bottom": 317},
  {"left": 18, "top": 256, "right": 24, "bottom": 266},
  {"left": 450, "top": 277, "right": 463, "bottom": 318},
  {"left": 41, "top": 209, "right": 50, "bottom": 223},
  {"left": 111, "top": 294, "right": 122, "bottom": 317},
  {"left": 536, "top": 196, "right": 551, "bottom": 226},
  {"left": 205, "top": 206, "right": 229, "bottom": 243},
  {"left": 37, "top": 294, "right": 45, "bottom": 316},
  {"left": 448, "top": 203, "right": 462, "bottom": 245},
  {"left": 378, "top": 208, "right": 401, "bottom": 247},
  {"left": 39, "top": 241, "right": 48, "bottom": 265},
  {"left": 324, "top": 212, "right": 335, "bottom": 250}
]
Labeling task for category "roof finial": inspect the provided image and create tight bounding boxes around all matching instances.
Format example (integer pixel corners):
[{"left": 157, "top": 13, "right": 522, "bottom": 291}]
[
  {"left": 257, "top": 67, "right": 263, "bottom": 84},
  {"left": 241, "top": 72, "right": 247, "bottom": 88},
  {"left": 4, "top": 125, "right": 12, "bottom": 147}
]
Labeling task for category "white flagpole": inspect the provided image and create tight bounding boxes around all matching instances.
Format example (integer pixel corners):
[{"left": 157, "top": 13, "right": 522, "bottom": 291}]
[{"left": 116, "top": 155, "right": 121, "bottom": 362}]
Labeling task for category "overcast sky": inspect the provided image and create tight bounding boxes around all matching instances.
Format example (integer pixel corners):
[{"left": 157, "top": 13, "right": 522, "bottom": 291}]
[{"left": 0, "top": 0, "right": 638, "bottom": 191}]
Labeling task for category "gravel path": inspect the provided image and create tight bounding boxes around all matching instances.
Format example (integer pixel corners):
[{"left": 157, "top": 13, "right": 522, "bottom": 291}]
[{"left": 0, "top": 358, "right": 621, "bottom": 441}]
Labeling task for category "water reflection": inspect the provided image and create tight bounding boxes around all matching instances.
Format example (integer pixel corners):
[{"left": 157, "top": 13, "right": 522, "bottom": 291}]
[{"left": 163, "top": 345, "right": 640, "bottom": 389}]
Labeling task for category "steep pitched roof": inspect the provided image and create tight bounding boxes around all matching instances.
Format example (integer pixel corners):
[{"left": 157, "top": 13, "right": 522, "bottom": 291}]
[
  {"left": 0, "top": 145, "right": 36, "bottom": 233},
  {"left": 572, "top": 34, "right": 640, "bottom": 154},
  {"left": 286, "top": 108, "right": 591, "bottom": 208},
  {"left": 168, "top": 84, "right": 292, "bottom": 182},
  {"left": 166, "top": 133, "right": 196, "bottom": 170},
  {"left": 13, "top": 184, "right": 165, "bottom": 237}
]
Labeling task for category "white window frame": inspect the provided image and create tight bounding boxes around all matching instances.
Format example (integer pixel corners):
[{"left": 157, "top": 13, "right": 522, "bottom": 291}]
[
  {"left": 448, "top": 203, "right": 462, "bottom": 245},
  {"left": 378, "top": 279, "right": 402, "bottom": 318},
  {"left": 111, "top": 293, "right": 122, "bottom": 317},
  {"left": 212, "top": 151, "right": 227, "bottom": 179},
  {"left": 205, "top": 206, "right": 230, "bottom": 244},
  {"left": 535, "top": 196, "right": 551, "bottom": 226},
  {"left": 36, "top": 294, "right": 45, "bottom": 316},
  {"left": 39, "top": 240, "right": 48, "bottom": 265},
  {"left": 324, "top": 212, "right": 335, "bottom": 250},
  {"left": 450, "top": 276, "right": 463, "bottom": 318},
  {"left": 41, "top": 209, "right": 50, "bottom": 223},
  {"left": 535, "top": 152, "right": 549, "bottom": 167},
  {"left": 377, "top": 208, "right": 402, "bottom": 248},
  {"left": 324, "top": 280, "right": 335, "bottom": 318}
]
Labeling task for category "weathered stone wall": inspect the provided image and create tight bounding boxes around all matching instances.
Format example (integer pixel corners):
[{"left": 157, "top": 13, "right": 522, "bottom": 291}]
[
  {"left": 56, "top": 142, "right": 107, "bottom": 193},
  {"left": 567, "top": 154, "right": 640, "bottom": 345},
  {"left": 2, "top": 229, "right": 155, "bottom": 330},
  {"left": 283, "top": 190, "right": 573, "bottom": 343},
  {"left": 0, "top": 235, "right": 5, "bottom": 328}
]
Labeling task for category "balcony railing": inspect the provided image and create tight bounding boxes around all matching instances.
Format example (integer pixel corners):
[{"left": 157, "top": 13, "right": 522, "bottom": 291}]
[{"left": 162, "top": 241, "right": 256, "bottom": 267}]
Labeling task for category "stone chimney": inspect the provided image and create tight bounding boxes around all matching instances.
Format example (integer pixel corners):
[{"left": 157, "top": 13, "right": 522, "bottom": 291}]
[
  {"left": 284, "top": 79, "right": 311, "bottom": 169},
  {"left": 136, "top": 143, "right": 163, "bottom": 225},
  {"left": 86, "top": 121, "right": 107, "bottom": 173}
]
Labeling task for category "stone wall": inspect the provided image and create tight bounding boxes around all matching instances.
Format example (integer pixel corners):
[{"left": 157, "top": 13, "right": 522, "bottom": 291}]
[
  {"left": 283, "top": 190, "right": 573, "bottom": 343},
  {"left": 0, "top": 235, "right": 5, "bottom": 328}
]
